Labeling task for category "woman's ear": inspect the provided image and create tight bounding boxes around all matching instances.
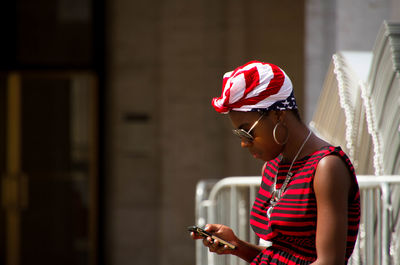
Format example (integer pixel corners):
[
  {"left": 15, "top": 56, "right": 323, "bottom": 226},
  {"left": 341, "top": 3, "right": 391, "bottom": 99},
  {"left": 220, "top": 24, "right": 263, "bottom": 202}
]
[{"left": 273, "top": 110, "right": 286, "bottom": 123}]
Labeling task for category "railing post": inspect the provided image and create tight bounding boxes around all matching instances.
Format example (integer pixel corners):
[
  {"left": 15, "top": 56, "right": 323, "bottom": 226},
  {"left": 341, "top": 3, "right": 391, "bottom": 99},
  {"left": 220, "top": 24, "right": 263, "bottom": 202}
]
[
  {"left": 365, "top": 188, "right": 374, "bottom": 264},
  {"left": 230, "top": 186, "right": 238, "bottom": 265},
  {"left": 381, "top": 183, "right": 391, "bottom": 265},
  {"left": 207, "top": 199, "right": 216, "bottom": 265}
]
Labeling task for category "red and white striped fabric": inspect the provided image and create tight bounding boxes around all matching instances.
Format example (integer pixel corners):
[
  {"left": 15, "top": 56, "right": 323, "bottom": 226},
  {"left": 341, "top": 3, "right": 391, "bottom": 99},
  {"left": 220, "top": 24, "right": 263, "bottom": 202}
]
[{"left": 212, "top": 61, "right": 297, "bottom": 113}]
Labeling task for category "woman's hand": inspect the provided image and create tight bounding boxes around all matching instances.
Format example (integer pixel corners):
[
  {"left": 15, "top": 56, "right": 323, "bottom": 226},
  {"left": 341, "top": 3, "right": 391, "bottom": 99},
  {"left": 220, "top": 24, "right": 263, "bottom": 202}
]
[
  {"left": 190, "top": 224, "right": 265, "bottom": 262},
  {"left": 190, "top": 224, "right": 238, "bottom": 255}
]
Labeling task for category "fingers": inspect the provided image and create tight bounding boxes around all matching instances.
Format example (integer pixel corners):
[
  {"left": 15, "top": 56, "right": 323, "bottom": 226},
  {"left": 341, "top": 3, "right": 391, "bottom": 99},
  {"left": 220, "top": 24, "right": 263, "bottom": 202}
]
[
  {"left": 202, "top": 236, "right": 216, "bottom": 251},
  {"left": 202, "top": 236, "right": 230, "bottom": 254},
  {"left": 202, "top": 236, "right": 213, "bottom": 247},
  {"left": 204, "top": 224, "right": 222, "bottom": 233},
  {"left": 190, "top": 232, "right": 203, "bottom": 240},
  {"left": 189, "top": 224, "right": 234, "bottom": 255}
]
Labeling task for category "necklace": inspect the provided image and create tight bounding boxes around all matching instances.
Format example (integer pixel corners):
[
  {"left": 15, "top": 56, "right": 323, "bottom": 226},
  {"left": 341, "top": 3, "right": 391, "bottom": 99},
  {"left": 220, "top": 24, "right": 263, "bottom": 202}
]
[{"left": 267, "top": 130, "right": 312, "bottom": 218}]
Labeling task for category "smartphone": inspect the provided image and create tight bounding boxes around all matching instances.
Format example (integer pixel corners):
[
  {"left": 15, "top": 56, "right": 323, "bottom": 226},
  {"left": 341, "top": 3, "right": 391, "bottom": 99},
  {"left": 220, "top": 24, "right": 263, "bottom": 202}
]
[{"left": 187, "top": 225, "right": 236, "bottom": 250}]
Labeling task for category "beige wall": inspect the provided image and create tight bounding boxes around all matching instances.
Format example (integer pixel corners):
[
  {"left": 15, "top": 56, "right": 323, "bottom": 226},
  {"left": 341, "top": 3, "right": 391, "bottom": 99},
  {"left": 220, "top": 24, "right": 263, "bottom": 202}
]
[
  {"left": 304, "top": 0, "right": 400, "bottom": 122},
  {"left": 105, "top": 1, "right": 304, "bottom": 265}
]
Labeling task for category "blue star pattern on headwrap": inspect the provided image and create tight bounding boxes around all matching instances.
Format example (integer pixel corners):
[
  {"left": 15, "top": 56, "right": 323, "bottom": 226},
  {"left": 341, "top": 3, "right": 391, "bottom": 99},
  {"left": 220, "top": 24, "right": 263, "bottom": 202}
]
[{"left": 251, "top": 92, "right": 297, "bottom": 112}]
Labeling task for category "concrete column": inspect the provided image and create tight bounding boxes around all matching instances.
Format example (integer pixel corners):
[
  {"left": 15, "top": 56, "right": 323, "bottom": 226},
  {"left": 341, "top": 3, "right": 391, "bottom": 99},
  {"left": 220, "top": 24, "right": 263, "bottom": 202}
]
[
  {"left": 304, "top": 0, "right": 396, "bottom": 122},
  {"left": 158, "top": 1, "right": 224, "bottom": 264},
  {"left": 336, "top": 0, "right": 392, "bottom": 50},
  {"left": 304, "top": 0, "right": 336, "bottom": 123},
  {"left": 105, "top": 1, "right": 161, "bottom": 265}
]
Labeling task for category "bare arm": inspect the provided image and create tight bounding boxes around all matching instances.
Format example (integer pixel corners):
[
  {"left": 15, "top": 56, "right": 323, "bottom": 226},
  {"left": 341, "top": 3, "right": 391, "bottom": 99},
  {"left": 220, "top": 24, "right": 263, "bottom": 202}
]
[
  {"left": 191, "top": 224, "right": 265, "bottom": 263},
  {"left": 311, "top": 155, "right": 352, "bottom": 265},
  {"left": 232, "top": 238, "right": 266, "bottom": 263}
]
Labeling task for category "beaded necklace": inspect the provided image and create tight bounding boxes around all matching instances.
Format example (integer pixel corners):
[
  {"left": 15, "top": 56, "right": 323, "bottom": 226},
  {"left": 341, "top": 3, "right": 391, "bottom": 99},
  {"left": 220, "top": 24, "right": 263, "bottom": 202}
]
[{"left": 267, "top": 130, "right": 312, "bottom": 218}]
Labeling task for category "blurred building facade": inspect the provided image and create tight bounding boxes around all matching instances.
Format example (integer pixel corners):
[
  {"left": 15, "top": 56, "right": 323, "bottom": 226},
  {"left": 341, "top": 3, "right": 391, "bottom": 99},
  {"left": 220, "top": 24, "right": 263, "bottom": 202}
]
[
  {"left": 105, "top": 1, "right": 304, "bottom": 265},
  {"left": 0, "top": 1, "right": 399, "bottom": 265}
]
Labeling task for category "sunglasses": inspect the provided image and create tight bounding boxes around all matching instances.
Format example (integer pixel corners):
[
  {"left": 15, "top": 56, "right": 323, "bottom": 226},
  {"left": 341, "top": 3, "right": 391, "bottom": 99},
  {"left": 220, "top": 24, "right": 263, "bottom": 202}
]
[{"left": 232, "top": 113, "right": 266, "bottom": 142}]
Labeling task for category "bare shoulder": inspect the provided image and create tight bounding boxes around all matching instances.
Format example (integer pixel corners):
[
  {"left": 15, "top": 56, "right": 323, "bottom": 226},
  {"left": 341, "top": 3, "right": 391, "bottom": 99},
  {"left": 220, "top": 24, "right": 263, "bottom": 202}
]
[
  {"left": 314, "top": 154, "right": 352, "bottom": 197},
  {"left": 317, "top": 154, "right": 349, "bottom": 174}
]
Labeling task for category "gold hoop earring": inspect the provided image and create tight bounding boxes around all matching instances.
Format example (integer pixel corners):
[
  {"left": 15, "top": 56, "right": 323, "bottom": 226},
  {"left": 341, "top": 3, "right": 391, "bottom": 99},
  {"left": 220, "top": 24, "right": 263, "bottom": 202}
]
[{"left": 273, "top": 121, "right": 288, "bottom": 145}]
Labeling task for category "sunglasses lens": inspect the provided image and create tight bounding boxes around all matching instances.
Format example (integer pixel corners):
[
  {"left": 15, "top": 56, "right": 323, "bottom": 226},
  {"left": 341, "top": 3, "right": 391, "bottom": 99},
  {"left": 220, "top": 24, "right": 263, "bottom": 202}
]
[{"left": 232, "top": 129, "right": 253, "bottom": 141}]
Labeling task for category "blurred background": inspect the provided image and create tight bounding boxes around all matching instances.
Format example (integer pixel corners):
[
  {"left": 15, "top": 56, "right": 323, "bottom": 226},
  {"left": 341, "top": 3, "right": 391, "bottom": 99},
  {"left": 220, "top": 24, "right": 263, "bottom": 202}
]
[{"left": 0, "top": 0, "right": 399, "bottom": 265}]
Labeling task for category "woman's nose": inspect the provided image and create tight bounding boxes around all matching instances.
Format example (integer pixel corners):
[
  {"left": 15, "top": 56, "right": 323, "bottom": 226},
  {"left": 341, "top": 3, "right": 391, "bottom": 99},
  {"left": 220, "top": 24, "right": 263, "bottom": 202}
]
[{"left": 240, "top": 139, "right": 252, "bottom": 148}]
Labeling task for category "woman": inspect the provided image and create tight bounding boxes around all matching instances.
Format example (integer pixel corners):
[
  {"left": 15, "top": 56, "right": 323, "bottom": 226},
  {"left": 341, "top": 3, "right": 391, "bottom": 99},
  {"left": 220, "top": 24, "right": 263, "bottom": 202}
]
[{"left": 191, "top": 61, "right": 360, "bottom": 264}]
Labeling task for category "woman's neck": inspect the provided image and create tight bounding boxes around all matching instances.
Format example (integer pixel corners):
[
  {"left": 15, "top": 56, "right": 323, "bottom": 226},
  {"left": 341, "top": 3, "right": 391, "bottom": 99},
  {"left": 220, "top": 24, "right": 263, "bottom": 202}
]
[{"left": 281, "top": 123, "right": 312, "bottom": 162}]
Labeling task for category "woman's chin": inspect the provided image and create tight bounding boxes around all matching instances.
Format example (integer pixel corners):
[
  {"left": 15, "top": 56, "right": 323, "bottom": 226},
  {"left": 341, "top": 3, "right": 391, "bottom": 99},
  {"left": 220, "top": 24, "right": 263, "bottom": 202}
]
[
  {"left": 253, "top": 153, "right": 268, "bottom": 161},
  {"left": 254, "top": 153, "right": 279, "bottom": 161}
]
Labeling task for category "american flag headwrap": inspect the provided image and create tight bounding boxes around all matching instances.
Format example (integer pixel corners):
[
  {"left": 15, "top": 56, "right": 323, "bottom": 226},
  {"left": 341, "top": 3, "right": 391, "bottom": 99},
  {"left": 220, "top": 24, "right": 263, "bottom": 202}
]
[{"left": 211, "top": 61, "right": 297, "bottom": 113}]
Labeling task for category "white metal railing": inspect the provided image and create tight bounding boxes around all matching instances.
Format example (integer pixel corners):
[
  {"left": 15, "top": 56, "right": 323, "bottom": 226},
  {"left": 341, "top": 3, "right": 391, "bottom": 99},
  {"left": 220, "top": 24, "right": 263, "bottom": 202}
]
[{"left": 195, "top": 175, "right": 400, "bottom": 265}]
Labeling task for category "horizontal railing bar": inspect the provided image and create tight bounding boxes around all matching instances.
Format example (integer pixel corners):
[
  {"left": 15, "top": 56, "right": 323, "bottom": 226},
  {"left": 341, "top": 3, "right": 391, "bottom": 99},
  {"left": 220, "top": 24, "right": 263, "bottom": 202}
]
[
  {"left": 208, "top": 175, "right": 400, "bottom": 202},
  {"left": 208, "top": 177, "right": 260, "bottom": 202}
]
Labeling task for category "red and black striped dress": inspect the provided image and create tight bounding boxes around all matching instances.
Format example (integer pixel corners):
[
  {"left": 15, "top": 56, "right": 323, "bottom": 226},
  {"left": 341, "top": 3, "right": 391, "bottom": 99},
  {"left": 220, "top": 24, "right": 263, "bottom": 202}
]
[{"left": 250, "top": 146, "right": 360, "bottom": 264}]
